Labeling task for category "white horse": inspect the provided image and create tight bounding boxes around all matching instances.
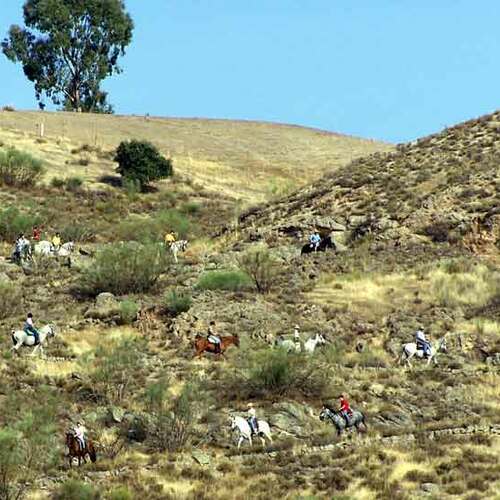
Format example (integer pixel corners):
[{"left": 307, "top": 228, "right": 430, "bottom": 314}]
[
  {"left": 34, "top": 241, "right": 74, "bottom": 257},
  {"left": 11, "top": 325, "right": 56, "bottom": 357},
  {"left": 400, "top": 336, "right": 447, "bottom": 367},
  {"left": 304, "top": 333, "right": 326, "bottom": 354},
  {"left": 169, "top": 240, "right": 188, "bottom": 263},
  {"left": 230, "top": 415, "right": 272, "bottom": 449},
  {"left": 275, "top": 336, "right": 301, "bottom": 353}
]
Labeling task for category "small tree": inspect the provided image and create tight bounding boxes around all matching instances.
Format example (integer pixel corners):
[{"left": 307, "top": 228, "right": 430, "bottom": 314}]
[
  {"left": 114, "top": 140, "right": 173, "bottom": 190},
  {"left": 237, "top": 246, "right": 277, "bottom": 293}
]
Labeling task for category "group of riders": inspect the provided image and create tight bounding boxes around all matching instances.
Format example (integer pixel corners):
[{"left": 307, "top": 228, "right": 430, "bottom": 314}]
[{"left": 12, "top": 226, "right": 62, "bottom": 262}]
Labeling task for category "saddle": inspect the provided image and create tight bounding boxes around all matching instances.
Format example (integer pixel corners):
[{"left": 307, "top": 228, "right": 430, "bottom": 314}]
[{"left": 247, "top": 418, "right": 259, "bottom": 435}]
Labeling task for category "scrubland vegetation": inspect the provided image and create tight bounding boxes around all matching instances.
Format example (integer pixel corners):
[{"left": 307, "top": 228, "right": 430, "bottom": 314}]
[{"left": 0, "top": 110, "right": 499, "bottom": 498}]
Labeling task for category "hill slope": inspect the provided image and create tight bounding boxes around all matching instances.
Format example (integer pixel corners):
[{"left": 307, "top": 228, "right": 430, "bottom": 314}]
[
  {"left": 238, "top": 110, "right": 500, "bottom": 252},
  {"left": 0, "top": 110, "right": 392, "bottom": 203}
]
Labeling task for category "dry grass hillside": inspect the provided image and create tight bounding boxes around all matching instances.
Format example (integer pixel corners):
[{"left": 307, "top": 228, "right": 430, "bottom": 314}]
[
  {"left": 0, "top": 110, "right": 499, "bottom": 500},
  {"left": 0, "top": 110, "right": 392, "bottom": 203}
]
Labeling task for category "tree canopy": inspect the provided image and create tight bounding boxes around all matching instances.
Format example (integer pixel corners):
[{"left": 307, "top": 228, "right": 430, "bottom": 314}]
[{"left": 2, "top": 0, "right": 134, "bottom": 112}]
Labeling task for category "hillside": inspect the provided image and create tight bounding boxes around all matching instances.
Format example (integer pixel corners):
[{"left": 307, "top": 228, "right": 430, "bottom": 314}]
[
  {"left": 0, "top": 110, "right": 392, "bottom": 203},
  {"left": 0, "top": 111, "right": 499, "bottom": 499},
  {"left": 237, "top": 110, "right": 500, "bottom": 253}
]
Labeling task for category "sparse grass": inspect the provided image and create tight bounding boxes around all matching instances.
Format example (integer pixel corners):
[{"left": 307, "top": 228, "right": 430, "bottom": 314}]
[{"left": 196, "top": 270, "right": 252, "bottom": 291}]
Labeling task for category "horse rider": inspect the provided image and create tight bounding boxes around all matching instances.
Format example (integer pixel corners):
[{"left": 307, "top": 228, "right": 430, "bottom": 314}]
[
  {"left": 338, "top": 394, "right": 353, "bottom": 424},
  {"left": 415, "top": 326, "right": 431, "bottom": 358},
  {"left": 23, "top": 312, "right": 40, "bottom": 345},
  {"left": 52, "top": 232, "right": 62, "bottom": 252},
  {"left": 293, "top": 324, "right": 301, "bottom": 350},
  {"left": 14, "top": 233, "right": 30, "bottom": 261},
  {"left": 247, "top": 403, "right": 259, "bottom": 435},
  {"left": 207, "top": 321, "right": 222, "bottom": 354},
  {"left": 73, "top": 420, "right": 87, "bottom": 451},
  {"left": 32, "top": 225, "right": 41, "bottom": 242},
  {"left": 309, "top": 230, "right": 321, "bottom": 251},
  {"left": 164, "top": 230, "right": 176, "bottom": 246}
]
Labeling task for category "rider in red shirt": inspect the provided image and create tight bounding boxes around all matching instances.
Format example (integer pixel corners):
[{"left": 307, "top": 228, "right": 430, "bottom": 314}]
[
  {"left": 32, "top": 226, "right": 41, "bottom": 241},
  {"left": 339, "top": 394, "right": 352, "bottom": 423}
]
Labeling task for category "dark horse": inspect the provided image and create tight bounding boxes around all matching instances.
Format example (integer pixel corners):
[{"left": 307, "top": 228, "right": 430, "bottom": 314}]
[
  {"left": 319, "top": 407, "right": 367, "bottom": 436},
  {"left": 301, "top": 236, "right": 336, "bottom": 255},
  {"left": 65, "top": 432, "right": 97, "bottom": 467},
  {"left": 194, "top": 335, "right": 240, "bottom": 358}
]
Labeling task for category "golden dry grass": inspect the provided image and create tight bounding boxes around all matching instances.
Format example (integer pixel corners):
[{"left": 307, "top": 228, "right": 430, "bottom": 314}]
[{"left": 0, "top": 110, "right": 392, "bottom": 203}]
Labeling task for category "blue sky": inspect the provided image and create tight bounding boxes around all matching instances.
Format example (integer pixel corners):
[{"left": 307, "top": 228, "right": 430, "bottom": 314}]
[{"left": 1, "top": 0, "right": 499, "bottom": 142}]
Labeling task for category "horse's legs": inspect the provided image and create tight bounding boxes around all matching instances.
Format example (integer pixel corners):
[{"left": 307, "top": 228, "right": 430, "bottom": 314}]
[
  {"left": 11, "top": 342, "right": 22, "bottom": 352},
  {"left": 31, "top": 344, "right": 40, "bottom": 356},
  {"left": 237, "top": 436, "right": 244, "bottom": 449}
]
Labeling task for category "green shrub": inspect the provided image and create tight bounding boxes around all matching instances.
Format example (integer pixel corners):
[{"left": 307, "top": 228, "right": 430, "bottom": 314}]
[
  {"left": 60, "top": 223, "right": 94, "bottom": 242},
  {"left": 0, "top": 281, "right": 22, "bottom": 320},
  {"left": 227, "top": 348, "right": 327, "bottom": 398},
  {"left": 165, "top": 289, "right": 192, "bottom": 316},
  {"left": 52, "top": 480, "right": 100, "bottom": 500},
  {"left": 197, "top": 270, "right": 252, "bottom": 291},
  {"left": 107, "top": 487, "right": 133, "bottom": 500},
  {"left": 50, "top": 176, "right": 65, "bottom": 188},
  {"left": 237, "top": 246, "right": 277, "bottom": 293},
  {"left": 114, "top": 140, "right": 173, "bottom": 189},
  {"left": 65, "top": 176, "right": 84, "bottom": 192},
  {"left": 180, "top": 201, "right": 201, "bottom": 214},
  {"left": 78, "top": 242, "right": 169, "bottom": 295},
  {"left": 0, "top": 147, "right": 44, "bottom": 187},
  {"left": 115, "top": 209, "right": 191, "bottom": 243},
  {"left": 119, "top": 300, "right": 139, "bottom": 325},
  {"left": 0, "top": 207, "right": 41, "bottom": 241}
]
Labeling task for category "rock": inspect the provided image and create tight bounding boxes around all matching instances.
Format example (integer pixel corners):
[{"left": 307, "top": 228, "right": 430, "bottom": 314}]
[
  {"left": 421, "top": 483, "right": 439, "bottom": 493},
  {"left": 84, "top": 292, "right": 120, "bottom": 320},
  {"left": 108, "top": 406, "right": 125, "bottom": 424},
  {"left": 192, "top": 450, "right": 211, "bottom": 466},
  {"left": 270, "top": 401, "right": 315, "bottom": 437},
  {"left": 0, "top": 272, "right": 11, "bottom": 283}
]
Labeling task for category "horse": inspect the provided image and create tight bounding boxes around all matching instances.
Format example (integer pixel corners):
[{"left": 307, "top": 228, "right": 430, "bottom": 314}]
[
  {"left": 34, "top": 240, "right": 53, "bottom": 256},
  {"left": 65, "top": 432, "right": 97, "bottom": 467},
  {"left": 11, "top": 325, "right": 56, "bottom": 357},
  {"left": 58, "top": 242, "right": 75, "bottom": 257},
  {"left": 230, "top": 415, "right": 273, "bottom": 449},
  {"left": 275, "top": 336, "right": 301, "bottom": 353},
  {"left": 319, "top": 407, "right": 367, "bottom": 436},
  {"left": 301, "top": 236, "right": 336, "bottom": 255},
  {"left": 304, "top": 333, "right": 327, "bottom": 354},
  {"left": 34, "top": 240, "right": 74, "bottom": 257},
  {"left": 11, "top": 241, "right": 32, "bottom": 264},
  {"left": 399, "top": 336, "right": 447, "bottom": 367},
  {"left": 169, "top": 240, "right": 188, "bottom": 263},
  {"left": 194, "top": 334, "right": 240, "bottom": 357}
]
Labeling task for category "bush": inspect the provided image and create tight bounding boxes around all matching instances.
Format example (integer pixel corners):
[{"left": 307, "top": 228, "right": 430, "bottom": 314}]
[
  {"left": 78, "top": 242, "right": 169, "bottom": 296},
  {"left": 65, "top": 176, "right": 84, "bottom": 192},
  {"left": 237, "top": 246, "right": 277, "bottom": 293},
  {"left": 114, "top": 209, "right": 191, "bottom": 243},
  {"left": 0, "top": 207, "right": 41, "bottom": 241},
  {"left": 114, "top": 140, "right": 173, "bottom": 189},
  {"left": 0, "top": 281, "right": 22, "bottom": 320},
  {"left": 118, "top": 300, "right": 139, "bottom": 325},
  {"left": 60, "top": 223, "right": 94, "bottom": 242},
  {"left": 197, "top": 270, "right": 252, "bottom": 291},
  {"left": 50, "top": 176, "right": 65, "bottom": 188},
  {"left": 146, "top": 379, "right": 203, "bottom": 452},
  {"left": 52, "top": 480, "right": 100, "bottom": 500},
  {"left": 164, "top": 290, "right": 192, "bottom": 316},
  {"left": 107, "top": 487, "right": 133, "bottom": 500},
  {"left": 0, "top": 147, "right": 44, "bottom": 187},
  {"left": 180, "top": 201, "right": 201, "bottom": 214},
  {"left": 226, "top": 348, "right": 327, "bottom": 398}
]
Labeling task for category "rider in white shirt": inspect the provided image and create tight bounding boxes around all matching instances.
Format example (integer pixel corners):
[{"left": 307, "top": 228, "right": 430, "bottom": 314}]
[
  {"left": 73, "top": 421, "right": 87, "bottom": 451},
  {"left": 415, "top": 327, "right": 431, "bottom": 358}
]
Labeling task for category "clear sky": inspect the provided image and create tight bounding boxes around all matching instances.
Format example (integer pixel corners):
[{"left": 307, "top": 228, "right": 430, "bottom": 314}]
[{"left": 1, "top": 0, "right": 499, "bottom": 143}]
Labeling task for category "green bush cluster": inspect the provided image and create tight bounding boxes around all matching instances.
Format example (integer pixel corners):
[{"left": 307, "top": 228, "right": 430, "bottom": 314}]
[
  {"left": 0, "top": 207, "right": 41, "bottom": 241},
  {"left": 197, "top": 270, "right": 252, "bottom": 291},
  {"left": 237, "top": 246, "right": 277, "bottom": 293},
  {"left": 0, "top": 147, "right": 44, "bottom": 187},
  {"left": 50, "top": 176, "right": 84, "bottom": 191},
  {"left": 119, "top": 300, "right": 139, "bottom": 325},
  {"left": 52, "top": 480, "right": 100, "bottom": 500},
  {"left": 59, "top": 223, "right": 94, "bottom": 242},
  {"left": 0, "top": 281, "right": 22, "bottom": 320},
  {"left": 78, "top": 242, "right": 169, "bottom": 295},
  {"left": 115, "top": 139, "right": 173, "bottom": 189},
  {"left": 115, "top": 209, "right": 191, "bottom": 243},
  {"left": 164, "top": 289, "right": 192, "bottom": 316}
]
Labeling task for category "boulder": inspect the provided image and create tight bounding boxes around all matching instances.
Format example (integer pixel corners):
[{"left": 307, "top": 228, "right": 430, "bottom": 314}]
[
  {"left": 192, "top": 450, "right": 211, "bottom": 466},
  {"left": 108, "top": 406, "right": 126, "bottom": 424},
  {"left": 84, "top": 292, "right": 120, "bottom": 320},
  {"left": 269, "top": 401, "right": 315, "bottom": 437}
]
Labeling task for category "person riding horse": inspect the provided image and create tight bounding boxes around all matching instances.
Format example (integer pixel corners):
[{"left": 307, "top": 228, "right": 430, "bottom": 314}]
[
  {"left": 13, "top": 233, "right": 31, "bottom": 262},
  {"left": 164, "top": 230, "right": 177, "bottom": 246},
  {"left": 23, "top": 312, "right": 40, "bottom": 345},
  {"left": 207, "top": 321, "right": 222, "bottom": 354},
  {"left": 338, "top": 394, "right": 353, "bottom": 424},
  {"left": 309, "top": 230, "right": 321, "bottom": 251},
  {"left": 72, "top": 421, "right": 87, "bottom": 452},
  {"left": 415, "top": 327, "right": 431, "bottom": 358},
  {"left": 247, "top": 403, "right": 259, "bottom": 435}
]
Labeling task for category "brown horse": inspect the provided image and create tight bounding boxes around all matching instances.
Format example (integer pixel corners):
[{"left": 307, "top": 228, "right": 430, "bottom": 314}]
[
  {"left": 194, "top": 335, "right": 240, "bottom": 358},
  {"left": 65, "top": 432, "right": 97, "bottom": 467}
]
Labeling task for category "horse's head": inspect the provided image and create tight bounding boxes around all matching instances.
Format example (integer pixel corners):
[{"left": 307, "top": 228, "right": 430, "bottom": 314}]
[
  {"left": 319, "top": 408, "right": 331, "bottom": 421},
  {"left": 233, "top": 335, "right": 240, "bottom": 347},
  {"left": 48, "top": 325, "right": 56, "bottom": 338},
  {"left": 317, "top": 334, "right": 326, "bottom": 345},
  {"left": 438, "top": 337, "right": 448, "bottom": 353},
  {"left": 229, "top": 416, "right": 236, "bottom": 429}
]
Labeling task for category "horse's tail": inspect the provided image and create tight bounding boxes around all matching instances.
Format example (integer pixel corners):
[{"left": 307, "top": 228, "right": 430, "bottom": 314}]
[{"left": 88, "top": 442, "right": 97, "bottom": 463}]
